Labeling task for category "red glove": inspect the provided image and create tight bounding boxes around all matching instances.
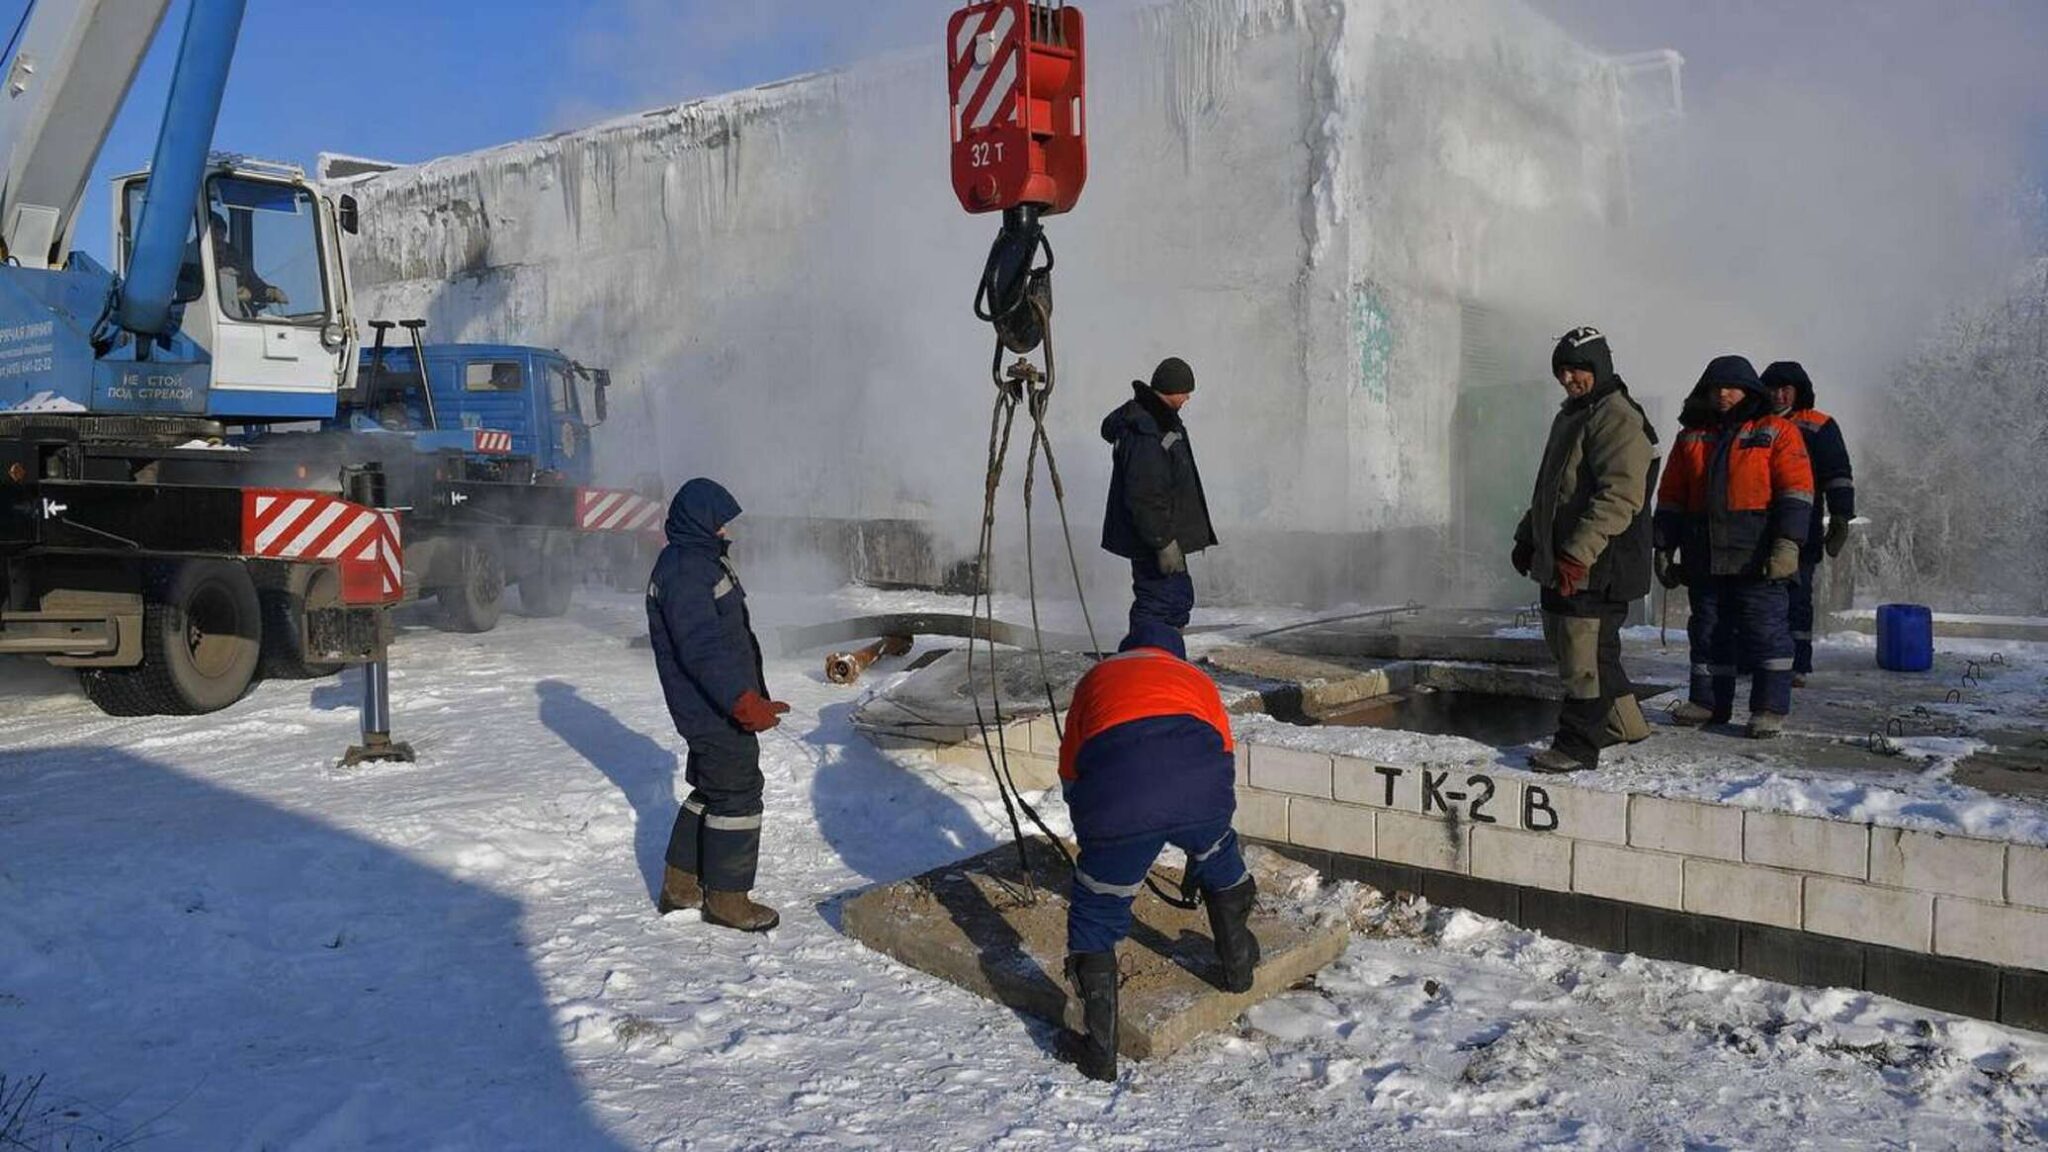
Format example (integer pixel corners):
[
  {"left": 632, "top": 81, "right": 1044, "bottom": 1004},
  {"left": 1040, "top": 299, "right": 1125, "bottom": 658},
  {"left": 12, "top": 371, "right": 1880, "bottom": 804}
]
[
  {"left": 732, "top": 690, "right": 791, "bottom": 733},
  {"left": 1553, "top": 555, "right": 1589, "bottom": 598}
]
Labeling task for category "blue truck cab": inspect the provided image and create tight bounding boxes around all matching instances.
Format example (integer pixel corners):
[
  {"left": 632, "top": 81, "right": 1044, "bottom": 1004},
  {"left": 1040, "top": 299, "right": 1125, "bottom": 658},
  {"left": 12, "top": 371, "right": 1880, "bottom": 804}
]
[{"left": 343, "top": 342, "right": 609, "bottom": 485}]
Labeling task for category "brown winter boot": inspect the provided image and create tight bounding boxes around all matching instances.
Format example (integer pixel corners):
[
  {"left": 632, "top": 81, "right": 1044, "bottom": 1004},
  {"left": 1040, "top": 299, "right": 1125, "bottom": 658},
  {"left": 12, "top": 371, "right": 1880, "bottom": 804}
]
[
  {"left": 656, "top": 866, "right": 702, "bottom": 914},
  {"left": 1669, "top": 701, "right": 1725, "bottom": 727},
  {"left": 703, "top": 889, "right": 780, "bottom": 932},
  {"left": 1529, "top": 745, "right": 1595, "bottom": 774},
  {"left": 1602, "top": 695, "right": 1653, "bottom": 746},
  {"left": 1747, "top": 712, "right": 1787, "bottom": 739}
]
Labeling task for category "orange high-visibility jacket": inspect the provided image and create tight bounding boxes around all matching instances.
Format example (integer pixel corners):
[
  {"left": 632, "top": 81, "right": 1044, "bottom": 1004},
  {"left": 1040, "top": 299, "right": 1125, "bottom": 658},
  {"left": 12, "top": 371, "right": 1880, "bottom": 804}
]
[
  {"left": 1059, "top": 645, "right": 1236, "bottom": 844},
  {"left": 1654, "top": 413, "right": 1814, "bottom": 576}
]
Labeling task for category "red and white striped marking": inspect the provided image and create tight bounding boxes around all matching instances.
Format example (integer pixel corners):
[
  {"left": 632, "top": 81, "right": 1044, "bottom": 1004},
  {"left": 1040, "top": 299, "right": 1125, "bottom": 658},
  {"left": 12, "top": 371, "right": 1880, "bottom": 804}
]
[
  {"left": 241, "top": 491, "right": 404, "bottom": 603},
  {"left": 575, "top": 488, "right": 665, "bottom": 535},
  {"left": 951, "top": 1, "right": 1023, "bottom": 135},
  {"left": 473, "top": 429, "right": 513, "bottom": 454}
]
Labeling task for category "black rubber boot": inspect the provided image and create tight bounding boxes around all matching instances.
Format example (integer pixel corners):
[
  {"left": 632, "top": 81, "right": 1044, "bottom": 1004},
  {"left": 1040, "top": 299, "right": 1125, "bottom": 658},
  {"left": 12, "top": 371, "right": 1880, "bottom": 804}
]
[
  {"left": 1205, "top": 876, "right": 1261, "bottom": 993},
  {"left": 1057, "top": 951, "right": 1119, "bottom": 1082}
]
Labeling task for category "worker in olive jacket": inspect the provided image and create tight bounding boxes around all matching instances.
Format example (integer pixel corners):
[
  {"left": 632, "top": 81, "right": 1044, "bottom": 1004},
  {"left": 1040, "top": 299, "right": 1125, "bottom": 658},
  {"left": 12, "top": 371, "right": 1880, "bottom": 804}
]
[{"left": 1514, "top": 327, "right": 1660, "bottom": 772}]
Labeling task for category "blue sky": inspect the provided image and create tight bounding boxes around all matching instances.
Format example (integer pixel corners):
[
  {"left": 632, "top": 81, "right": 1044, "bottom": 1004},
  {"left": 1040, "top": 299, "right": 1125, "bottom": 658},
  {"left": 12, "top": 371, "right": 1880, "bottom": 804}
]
[{"left": 3, "top": 0, "right": 927, "bottom": 262}]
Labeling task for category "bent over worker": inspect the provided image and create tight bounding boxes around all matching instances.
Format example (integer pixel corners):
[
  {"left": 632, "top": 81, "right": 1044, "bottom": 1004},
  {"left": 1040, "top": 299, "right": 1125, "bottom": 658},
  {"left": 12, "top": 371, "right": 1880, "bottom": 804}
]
[
  {"left": 1654, "top": 357, "right": 1815, "bottom": 738},
  {"left": 1513, "top": 326, "right": 1660, "bottom": 773},
  {"left": 1100, "top": 357, "right": 1218, "bottom": 632},
  {"left": 647, "top": 478, "right": 791, "bottom": 931},
  {"left": 1761, "top": 361, "right": 1856, "bottom": 683},
  {"left": 1056, "top": 621, "right": 1258, "bottom": 1082}
]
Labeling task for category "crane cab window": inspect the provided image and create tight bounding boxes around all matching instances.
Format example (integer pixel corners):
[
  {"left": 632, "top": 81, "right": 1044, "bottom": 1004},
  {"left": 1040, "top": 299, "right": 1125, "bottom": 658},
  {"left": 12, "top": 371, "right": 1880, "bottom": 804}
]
[
  {"left": 464, "top": 361, "right": 526, "bottom": 392},
  {"left": 206, "top": 177, "right": 326, "bottom": 324}
]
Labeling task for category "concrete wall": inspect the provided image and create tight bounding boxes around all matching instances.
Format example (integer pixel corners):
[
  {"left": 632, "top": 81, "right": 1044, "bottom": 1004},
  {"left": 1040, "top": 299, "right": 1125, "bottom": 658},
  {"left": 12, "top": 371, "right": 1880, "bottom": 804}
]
[
  {"left": 334, "top": 0, "right": 1627, "bottom": 605},
  {"left": 1233, "top": 740, "right": 2048, "bottom": 1028}
]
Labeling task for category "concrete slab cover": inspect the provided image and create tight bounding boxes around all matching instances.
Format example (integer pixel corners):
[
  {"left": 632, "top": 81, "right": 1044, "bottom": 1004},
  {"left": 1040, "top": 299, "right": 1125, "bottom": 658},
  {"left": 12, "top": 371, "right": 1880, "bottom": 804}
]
[
  {"left": 852, "top": 649, "right": 1097, "bottom": 739},
  {"left": 841, "top": 839, "right": 1350, "bottom": 1062}
]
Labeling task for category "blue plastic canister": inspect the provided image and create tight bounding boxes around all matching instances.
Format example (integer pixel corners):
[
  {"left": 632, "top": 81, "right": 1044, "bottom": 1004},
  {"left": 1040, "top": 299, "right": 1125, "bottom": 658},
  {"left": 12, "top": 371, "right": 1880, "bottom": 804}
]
[{"left": 1876, "top": 604, "right": 1934, "bottom": 672}]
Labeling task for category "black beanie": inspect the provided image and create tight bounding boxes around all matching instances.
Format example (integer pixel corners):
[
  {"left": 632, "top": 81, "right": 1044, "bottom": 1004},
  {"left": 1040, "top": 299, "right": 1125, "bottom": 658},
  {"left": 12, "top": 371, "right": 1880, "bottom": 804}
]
[
  {"left": 1551, "top": 326, "right": 1614, "bottom": 386},
  {"left": 1149, "top": 357, "right": 1195, "bottom": 395}
]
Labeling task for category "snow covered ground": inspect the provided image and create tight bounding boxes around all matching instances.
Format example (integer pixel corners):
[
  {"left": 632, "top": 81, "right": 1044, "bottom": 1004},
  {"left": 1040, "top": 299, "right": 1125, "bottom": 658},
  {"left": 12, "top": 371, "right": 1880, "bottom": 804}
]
[{"left": 2, "top": 587, "right": 2044, "bottom": 1149}]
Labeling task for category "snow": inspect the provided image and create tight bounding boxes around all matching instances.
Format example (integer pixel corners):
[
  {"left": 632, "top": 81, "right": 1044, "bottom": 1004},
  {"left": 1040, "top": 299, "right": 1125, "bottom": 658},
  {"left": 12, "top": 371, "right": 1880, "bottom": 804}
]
[
  {"left": 2, "top": 390, "right": 86, "bottom": 413},
  {"left": 2, "top": 587, "right": 2043, "bottom": 1148}
]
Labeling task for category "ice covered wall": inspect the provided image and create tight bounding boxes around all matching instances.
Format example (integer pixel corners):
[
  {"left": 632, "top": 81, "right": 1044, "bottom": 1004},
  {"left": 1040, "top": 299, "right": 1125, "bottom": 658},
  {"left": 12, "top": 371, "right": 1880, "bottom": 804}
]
[{"left": 337, "top": 0, "right": 1624, "bottom": 604}]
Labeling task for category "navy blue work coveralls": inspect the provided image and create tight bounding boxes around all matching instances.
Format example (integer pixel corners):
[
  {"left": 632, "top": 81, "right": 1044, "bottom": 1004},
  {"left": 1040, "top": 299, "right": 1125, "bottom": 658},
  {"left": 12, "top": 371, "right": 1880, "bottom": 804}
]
[
  {"left": 1059, "top": 623, "right": 1247, "bottom": 955},
  {"left": 647, "top": 479, "right": 772, "bottom": 892},
  {"left": 1655, "top": 365, "right": 1816, "bottom": 719}
]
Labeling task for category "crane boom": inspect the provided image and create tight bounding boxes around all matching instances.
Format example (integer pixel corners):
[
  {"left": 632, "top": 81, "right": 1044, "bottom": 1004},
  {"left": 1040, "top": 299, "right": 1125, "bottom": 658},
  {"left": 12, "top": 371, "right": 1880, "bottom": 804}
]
[{"left": 0, "top": 0, "right": 175, "bottom": 270}]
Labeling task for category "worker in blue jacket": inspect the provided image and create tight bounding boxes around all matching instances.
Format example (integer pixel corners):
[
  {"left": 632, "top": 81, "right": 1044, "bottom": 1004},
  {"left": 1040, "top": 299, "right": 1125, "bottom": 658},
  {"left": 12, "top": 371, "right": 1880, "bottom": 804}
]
[
  {"left": 1761, "top": 361, "right": 1856, "bottom": 683},
  {"left": 647, "top": 478, "right": 790, "bottom": 932}
]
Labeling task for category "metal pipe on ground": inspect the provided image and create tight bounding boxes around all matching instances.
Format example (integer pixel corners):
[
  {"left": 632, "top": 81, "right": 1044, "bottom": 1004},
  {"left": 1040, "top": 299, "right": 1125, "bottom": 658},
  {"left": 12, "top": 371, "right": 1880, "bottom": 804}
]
[{"left": 825, "top": 635, "right": 912, "bottom": 685}]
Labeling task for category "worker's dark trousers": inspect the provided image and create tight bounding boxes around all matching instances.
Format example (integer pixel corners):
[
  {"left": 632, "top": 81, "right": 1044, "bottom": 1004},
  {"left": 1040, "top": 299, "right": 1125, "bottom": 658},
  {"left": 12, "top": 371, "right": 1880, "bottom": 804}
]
[
  {"left": 1789, "top": 561, "right": 1819, "bottom": 675},
  {"left": 1540, "top": 596, "right": 1634, "bottom": 767},
  {"left": 1070, "top": 817, "right": 1247, "bottom": 955},
  {"left": 665, "top": 726, "right": 764, "bottom": 892},
  {"left": 1128, "top": 552, "right": 1195, "bottom": 633},
  {"left": 1686, "top": 576, "right": 1795, "bottom": 718}
]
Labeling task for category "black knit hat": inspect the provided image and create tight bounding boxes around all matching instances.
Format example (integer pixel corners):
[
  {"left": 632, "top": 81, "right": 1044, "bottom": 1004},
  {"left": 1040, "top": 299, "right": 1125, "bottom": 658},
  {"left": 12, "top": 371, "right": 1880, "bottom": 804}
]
[
  {"left": 1551, "top": 326, "right": 1614, "bottom": 386},
  {"left": 1149, "top": 357, "right": 1195, "bottom": 395},
  {"left": 1760, "top": 360, "right": 1815, "bottom": 411}
]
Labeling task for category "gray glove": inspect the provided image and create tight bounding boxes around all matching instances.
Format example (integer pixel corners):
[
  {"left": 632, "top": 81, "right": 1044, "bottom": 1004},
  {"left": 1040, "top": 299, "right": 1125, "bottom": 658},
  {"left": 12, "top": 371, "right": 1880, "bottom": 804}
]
[
  {"left": 1824, "top": 517, "right": 1852, "bottom": 558},
  {"left": 1156, "top": 540, "right": 1186, "bottom": 575},
  {"left": 1766, "top": 537, "right": 1801, "bottom": 582}
]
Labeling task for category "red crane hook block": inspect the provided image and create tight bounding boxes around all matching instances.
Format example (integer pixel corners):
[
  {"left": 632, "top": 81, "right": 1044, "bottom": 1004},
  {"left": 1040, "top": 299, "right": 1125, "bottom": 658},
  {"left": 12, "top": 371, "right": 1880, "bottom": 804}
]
[{"left": 947, "top": 0, "right": 1087, "bottom": 216}]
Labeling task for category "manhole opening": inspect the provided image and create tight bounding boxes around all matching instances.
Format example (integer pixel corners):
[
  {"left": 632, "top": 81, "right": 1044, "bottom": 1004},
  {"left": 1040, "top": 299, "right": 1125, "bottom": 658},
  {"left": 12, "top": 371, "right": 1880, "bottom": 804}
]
[{"left": 1317, "top": 687, "right": 1561, "bottom": 745}]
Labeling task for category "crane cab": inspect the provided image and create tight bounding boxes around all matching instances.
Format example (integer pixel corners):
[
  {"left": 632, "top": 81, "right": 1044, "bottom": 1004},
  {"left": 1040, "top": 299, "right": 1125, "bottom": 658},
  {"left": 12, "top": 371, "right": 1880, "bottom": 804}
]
[{"left": 109, "top": 156, "right": 358, "bottom": 420}]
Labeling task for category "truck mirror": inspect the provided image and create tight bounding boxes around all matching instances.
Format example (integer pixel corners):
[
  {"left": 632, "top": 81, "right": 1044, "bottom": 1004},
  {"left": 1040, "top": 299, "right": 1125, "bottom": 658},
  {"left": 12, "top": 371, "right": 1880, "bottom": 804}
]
[
  {"left": 592, "top": 369, "right": 610, "bottom": 425},
  {"left": 338, "top": 195, "right": 360, "bottom": 235}
]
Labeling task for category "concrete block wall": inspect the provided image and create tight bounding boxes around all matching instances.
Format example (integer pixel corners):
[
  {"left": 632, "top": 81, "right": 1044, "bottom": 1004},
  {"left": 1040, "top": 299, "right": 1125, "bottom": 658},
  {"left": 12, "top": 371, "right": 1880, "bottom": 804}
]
[{"left": 1234, "top": 742, "right": 2048, "bottom": 977}]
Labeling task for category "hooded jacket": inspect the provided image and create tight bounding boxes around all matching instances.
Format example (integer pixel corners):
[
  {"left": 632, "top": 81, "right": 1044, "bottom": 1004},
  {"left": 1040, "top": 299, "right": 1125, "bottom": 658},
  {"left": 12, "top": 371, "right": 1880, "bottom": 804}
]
[
  {"left": 1100, "top": 383, "right": 1218, "bottom": 561},
  {"left": 1655, "top": 357, "right": 1816, "bottom": 578},
  {"left": 1059, "top": 622, "right": 1236, "bottom": 845},
  {"left": 1761, "top": 361, "right": 1856, "bottom": 564},
  {"left": 1515, "top": 372, "right": 1660, "bottom": 603},
  {"left": 646, "top": 478, "right": 768, "bottom": 734}
]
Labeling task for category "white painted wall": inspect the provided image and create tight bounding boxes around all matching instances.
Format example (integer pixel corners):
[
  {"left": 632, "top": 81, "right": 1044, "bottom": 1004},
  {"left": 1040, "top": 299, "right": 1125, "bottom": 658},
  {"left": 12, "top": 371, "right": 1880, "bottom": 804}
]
[{"left": 337, "top": 0, "right": 1625, "bottom": 603}]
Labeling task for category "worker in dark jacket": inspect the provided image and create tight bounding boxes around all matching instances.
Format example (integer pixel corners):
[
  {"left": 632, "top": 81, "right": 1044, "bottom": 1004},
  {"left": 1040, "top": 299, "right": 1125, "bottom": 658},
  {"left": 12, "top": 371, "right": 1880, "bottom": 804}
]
[
  {"left": 1513, "top": 327, "right": 1660, "bottom": 772},
  {"left": 1055, "top": 621, "right": 1257, "bottom": 1082},
  {"left": 1762, "top": 361, "right": 1856, "bottom": 683},
  {"left": 647, "top": 478, "right": 790, "bottom": 931},
  {"left": 1654, "top": 357, "right": 1815, "bottom": 738},
  {"left": 1100, "top": 357, "right": 1218, "bottom": 633}
]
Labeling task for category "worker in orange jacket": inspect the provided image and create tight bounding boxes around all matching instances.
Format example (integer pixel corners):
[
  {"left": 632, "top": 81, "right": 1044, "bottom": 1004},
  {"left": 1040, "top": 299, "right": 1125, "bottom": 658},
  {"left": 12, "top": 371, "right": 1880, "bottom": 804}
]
[
  {"left": 1054, "top": 621, "right": 1257, "bottom": 1082},
  {"left": 1653, "top": 356, "right": 1815, "bottom": 737}
]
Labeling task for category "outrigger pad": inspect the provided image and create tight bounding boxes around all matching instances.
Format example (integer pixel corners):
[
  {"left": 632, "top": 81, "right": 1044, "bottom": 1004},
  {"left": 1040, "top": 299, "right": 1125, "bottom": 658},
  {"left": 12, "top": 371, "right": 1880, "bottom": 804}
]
[{"left": 841, "top": 838, "right": 1350, "bottom": 1062}]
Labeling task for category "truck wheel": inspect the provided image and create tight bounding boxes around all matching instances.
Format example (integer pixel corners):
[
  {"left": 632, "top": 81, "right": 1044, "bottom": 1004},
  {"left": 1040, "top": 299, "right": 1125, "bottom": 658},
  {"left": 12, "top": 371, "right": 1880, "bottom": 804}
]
[
  {"left": 258, "top": 565, "right": 345, "bottom": 681},
  {"left": 519, "top": 533, "right": 575, "bottom": 617},
  {"left": 80, "top": 560, "right": 262, "bottom": 716},
  {"left": 436, "top": 539, "right": 504, "bottom": 633}
]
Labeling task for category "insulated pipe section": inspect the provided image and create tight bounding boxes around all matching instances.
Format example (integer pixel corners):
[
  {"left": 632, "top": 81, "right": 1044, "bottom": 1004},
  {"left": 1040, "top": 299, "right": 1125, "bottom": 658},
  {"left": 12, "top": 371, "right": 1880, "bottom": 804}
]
[
  {"left": 116, "top": 0, "right": 247, "bottom": 338},
  {"left": 825, "top": 635, "right": 912, "bottom": 685}
]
